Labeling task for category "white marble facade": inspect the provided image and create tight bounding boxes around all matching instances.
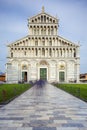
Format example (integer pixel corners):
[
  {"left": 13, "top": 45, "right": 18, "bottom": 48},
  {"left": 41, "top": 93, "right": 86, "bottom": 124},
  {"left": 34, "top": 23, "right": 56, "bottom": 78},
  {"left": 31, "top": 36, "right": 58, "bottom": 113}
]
[{"left": 6, "top": 7, "right": 80, "bottom": 83}]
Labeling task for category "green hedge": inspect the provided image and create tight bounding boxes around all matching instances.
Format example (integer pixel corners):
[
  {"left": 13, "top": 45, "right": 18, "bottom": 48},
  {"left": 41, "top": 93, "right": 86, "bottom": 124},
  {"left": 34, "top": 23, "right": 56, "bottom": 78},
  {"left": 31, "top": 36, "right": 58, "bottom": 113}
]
[
  {"left": 55, "top": 84, "right": 87, "bottom": 102},
  {"left": 0, "top": 84, "right": 31, "bottom": 104}
]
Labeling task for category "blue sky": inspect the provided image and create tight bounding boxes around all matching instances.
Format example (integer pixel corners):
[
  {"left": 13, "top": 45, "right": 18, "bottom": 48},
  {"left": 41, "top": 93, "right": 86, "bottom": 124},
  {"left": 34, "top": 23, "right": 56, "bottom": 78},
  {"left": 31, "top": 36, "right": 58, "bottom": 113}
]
[{"left": 0, "top": 0, "right": 87, "bottom": 73}]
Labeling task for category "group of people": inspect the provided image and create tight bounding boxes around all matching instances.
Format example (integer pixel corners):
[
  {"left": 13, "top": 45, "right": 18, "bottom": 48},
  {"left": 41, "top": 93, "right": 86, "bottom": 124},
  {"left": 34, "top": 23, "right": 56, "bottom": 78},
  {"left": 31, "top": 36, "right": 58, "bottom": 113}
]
[{"left": 35, "top": 79, "right": 46, "bottom": 87}]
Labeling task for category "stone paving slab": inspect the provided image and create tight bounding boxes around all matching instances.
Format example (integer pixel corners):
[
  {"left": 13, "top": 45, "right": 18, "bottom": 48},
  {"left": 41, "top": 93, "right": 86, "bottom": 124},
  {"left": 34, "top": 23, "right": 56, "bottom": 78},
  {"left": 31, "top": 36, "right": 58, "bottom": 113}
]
[{"left": 0, "top": 83, "right": 87, "bottom": 130}]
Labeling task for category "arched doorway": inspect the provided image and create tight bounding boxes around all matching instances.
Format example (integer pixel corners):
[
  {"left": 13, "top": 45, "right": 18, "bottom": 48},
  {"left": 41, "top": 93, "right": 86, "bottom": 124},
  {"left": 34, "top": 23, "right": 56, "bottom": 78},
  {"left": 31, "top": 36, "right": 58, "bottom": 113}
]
[
  {"left": 58, "top": 61, "right": 66, "bottom": 82},
  {"left": 38, "top": 60, "right": 49, "bottom": 81},
  {"left": 59, "top": 71, "right": 65, "bottom": 82},
  {"left": 22, "top": 72, "right": 27, "bottom": 82},
  {"left": 40, "top": 68, "right": 47, "bottom": 80},
  {"left": 21, "top": 64, "right": 28, "bottom": 82}
]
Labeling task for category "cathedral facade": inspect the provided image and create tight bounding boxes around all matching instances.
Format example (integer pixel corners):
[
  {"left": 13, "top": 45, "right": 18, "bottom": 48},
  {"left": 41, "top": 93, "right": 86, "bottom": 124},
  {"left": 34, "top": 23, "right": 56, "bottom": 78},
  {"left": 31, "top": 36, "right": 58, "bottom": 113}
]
[{"left": 6, "top": 7, "right": 80, "bottom": 83}]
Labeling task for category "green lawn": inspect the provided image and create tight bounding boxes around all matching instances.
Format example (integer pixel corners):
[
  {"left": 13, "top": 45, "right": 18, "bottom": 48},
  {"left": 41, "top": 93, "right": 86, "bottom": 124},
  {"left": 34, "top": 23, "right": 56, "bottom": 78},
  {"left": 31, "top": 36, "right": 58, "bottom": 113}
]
[
  {"left": 0, "top": 84, "right": 31, "bottom": 104},
  {"left": 55, "top": 83, "right": 87, "bottom": 102}
]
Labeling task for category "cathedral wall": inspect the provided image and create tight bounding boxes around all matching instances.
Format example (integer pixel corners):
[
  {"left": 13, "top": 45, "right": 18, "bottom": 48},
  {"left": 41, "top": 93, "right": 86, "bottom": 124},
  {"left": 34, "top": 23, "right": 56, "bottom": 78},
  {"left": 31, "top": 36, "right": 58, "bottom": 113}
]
[
  {"left": 6, "top": 8, "right": 80, "bottom": 83},
  {"left": 67, "top": 60, "right": 76, "bottom": 82},
  {"left": 6, "top": 61, "right": 19, "bottom": 83},
  {"left": 6, "top": 58, "right": 79, "bottom": 83}
]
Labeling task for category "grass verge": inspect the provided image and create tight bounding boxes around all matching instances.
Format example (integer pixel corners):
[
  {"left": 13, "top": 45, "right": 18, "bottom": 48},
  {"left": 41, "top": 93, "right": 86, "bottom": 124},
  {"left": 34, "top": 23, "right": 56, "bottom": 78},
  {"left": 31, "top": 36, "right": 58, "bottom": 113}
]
[
  {"left": 54, "top": 83, "right": 87, "bottom": 102},
  {"left": 0, "top": 84, "right": 31, "bottom": 104}
]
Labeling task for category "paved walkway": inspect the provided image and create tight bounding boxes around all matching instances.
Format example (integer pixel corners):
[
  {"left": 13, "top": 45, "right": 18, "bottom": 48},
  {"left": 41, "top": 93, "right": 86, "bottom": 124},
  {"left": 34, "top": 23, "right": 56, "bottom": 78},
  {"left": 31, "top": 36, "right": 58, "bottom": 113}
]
[{"left": 0, "top": 83, "right": 87, "bottom": 130}]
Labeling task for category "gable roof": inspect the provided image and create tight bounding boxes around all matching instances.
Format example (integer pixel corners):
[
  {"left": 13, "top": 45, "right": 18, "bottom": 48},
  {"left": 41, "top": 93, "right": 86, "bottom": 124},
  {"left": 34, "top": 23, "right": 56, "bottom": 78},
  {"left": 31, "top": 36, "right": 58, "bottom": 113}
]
[
  {"left": 29, "top": 12, "right": 58, "bottom": 21},
  {"left": 7, "top": 35, "right": 29, "bottom": 47},
  {"left": 7, "top": 35, "right": 78, "bottom": 47},
  {"left": 58, "top": 35, "right": 79, "bottom": 47},
  {"left": 28, "top": 7, "right": 58, "bottom": 24}
]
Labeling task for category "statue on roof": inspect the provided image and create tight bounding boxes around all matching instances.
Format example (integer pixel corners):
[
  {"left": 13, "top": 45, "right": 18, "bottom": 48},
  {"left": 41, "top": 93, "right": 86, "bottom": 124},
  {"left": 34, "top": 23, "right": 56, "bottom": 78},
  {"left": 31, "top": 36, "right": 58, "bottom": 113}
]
[{"left": 42, "top": 6, "right": 45, "bottom": 13}]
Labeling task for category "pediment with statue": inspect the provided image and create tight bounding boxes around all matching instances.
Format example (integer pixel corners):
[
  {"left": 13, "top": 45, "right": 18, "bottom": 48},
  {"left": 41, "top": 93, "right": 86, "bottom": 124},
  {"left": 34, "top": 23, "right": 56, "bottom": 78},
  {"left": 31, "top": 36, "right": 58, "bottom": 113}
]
[
  {"left": 7, "top": 6, "right": 78, "bottom": 48},
  {"left": 28, "top": 6, "right": 58, "bottom": 24}
]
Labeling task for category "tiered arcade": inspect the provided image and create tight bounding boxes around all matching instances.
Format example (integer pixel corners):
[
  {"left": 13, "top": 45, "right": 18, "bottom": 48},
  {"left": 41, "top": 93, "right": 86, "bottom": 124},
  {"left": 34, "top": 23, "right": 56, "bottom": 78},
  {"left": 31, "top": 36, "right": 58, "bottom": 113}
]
[{"left": 6, "top": 7, "right": 80, "bottom": 83}]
